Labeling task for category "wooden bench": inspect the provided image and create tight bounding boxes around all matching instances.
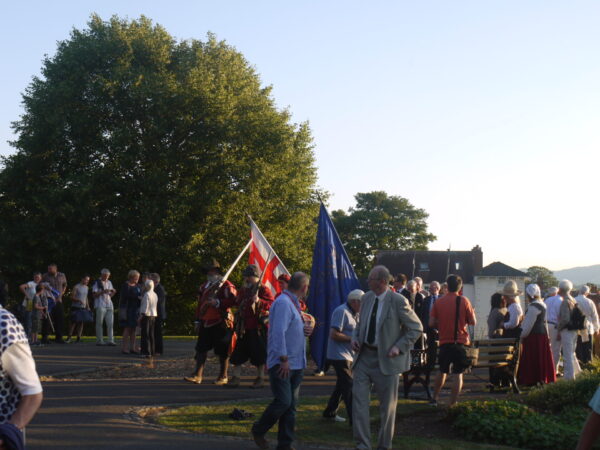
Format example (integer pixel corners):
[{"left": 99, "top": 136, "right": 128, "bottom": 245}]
[{"left": 402, "top": 337, "right": 521, "bottom": 400}]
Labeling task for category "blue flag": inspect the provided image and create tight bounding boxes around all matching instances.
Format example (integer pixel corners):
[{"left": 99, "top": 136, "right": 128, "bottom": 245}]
[{"left": 308, "top": 203, "right": 360, "bottom": 370}]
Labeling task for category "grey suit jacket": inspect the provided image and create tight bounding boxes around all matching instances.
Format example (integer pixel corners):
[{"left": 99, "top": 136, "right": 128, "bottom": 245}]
[{"left": 353, "top": 289, "right": 423, "bottom": 375}]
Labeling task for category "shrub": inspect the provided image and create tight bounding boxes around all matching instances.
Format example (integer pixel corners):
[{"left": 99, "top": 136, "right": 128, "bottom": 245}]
[
  {"left": 523, "top": 371, "right": 600, "bottom": 413},
  {"left": 449, "top": 400, "right": 582, "bottom": 449}
]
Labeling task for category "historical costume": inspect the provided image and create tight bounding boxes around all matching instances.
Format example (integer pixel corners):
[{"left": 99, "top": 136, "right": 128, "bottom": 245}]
[
  {"left": 517, "top": 284, "right": 556, "bottom": 386},
  {"left": 185, "top": 260, "right": 237, "bottom": 385}
]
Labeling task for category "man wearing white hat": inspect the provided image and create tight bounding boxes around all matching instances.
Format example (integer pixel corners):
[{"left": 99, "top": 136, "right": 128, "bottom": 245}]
[
  {"left": 544, "top": 286, "right": 563, "bottom": 375},
  {"left": 501, "top": 280, "right": 524, "bottom": 338},
  {"left": 322, "top": 288, "right": 364, "bottom": 424}
]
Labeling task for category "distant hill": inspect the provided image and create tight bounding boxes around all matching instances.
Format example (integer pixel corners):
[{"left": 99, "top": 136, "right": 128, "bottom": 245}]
[{"left": 553, "top": 265, "right": 600, "bottom": 286}]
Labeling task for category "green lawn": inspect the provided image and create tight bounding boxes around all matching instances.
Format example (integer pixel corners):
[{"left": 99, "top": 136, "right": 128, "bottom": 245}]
[{"left": 155, "top": 396, "right": 515, "bottom": 449}]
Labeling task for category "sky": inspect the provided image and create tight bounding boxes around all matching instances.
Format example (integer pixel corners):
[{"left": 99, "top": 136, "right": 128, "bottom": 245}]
[{"left": 1, "top": 1, "right": 599, "bottom": 271}]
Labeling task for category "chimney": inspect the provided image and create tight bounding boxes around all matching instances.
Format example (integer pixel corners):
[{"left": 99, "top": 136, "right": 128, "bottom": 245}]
[{"left": 471, "top": 245, "right": 483, "bottom": 273}]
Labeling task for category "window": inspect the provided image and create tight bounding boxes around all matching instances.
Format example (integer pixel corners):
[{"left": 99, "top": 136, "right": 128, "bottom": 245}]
[
  {"left": 419, "top": 262, "right": 429, "bottom": 271},
  {"left": 454, "top": 262, "right": 461, "bottom": 271},
  {"left": 498, "top": 277, "right": 506, "bottom": 285}
]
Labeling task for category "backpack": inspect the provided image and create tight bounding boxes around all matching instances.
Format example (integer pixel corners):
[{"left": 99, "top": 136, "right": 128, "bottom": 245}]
[{"left": 567, "top": 304, "right": 586, "bottom": 331}]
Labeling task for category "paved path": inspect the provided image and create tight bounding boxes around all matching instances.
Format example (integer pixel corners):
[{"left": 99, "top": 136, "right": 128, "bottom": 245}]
[{"left": 27, "top": 341, "right": 336, "bottom": 450}]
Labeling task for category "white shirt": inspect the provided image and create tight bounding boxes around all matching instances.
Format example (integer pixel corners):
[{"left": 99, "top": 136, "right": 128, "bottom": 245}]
[
  {"left": 520, "top": 300, "right": 547, "bottom": 339},
  {"left": 2, "top": 342, "right": 43, "bottom": 396},
  {"left": 140, "top": 290, "right": 158, "bottom": 317},
  {"left": 504, "top": 301, "right": 523, "bottom": 329},
  {"left": 21, "top": 281, "right": 37, "bottom": 307},
  {"left": 575, "top": 295, "right": 600, "bottom": 335},
  {"left": 364, "top": 289, "right": 388, "bottom": 346},
  {"left": 545, "top": 295, "right": 563, "bottom": 324},
  {"left": 93, "top": 279, "right": 114, "bottom": 309}
]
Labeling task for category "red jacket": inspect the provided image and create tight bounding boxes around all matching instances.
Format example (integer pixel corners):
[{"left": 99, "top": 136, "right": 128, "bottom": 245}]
[
  {"left": 195, "top": 280, "right": 237, "bottom": 327},
  {"left": 230, "top": 285, "right": 274, "bottom": 331}
]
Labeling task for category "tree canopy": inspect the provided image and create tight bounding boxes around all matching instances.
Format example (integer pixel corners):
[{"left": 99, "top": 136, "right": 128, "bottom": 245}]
[
  {"left": 526, "top": 266, "right": 559, "bottom": 291},
  {"left": 332, "top": 191, "right": 436, "bottom": 277},
  {"left": 0, "top": 15, "right": 321, "bottom": 331}
]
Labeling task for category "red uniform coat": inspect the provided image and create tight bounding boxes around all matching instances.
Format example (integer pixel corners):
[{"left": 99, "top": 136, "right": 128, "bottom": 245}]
[
  {"left": 195, "top": 280, "right": 237, "bottom": 328},
  {"left": 228, "top": 285, "right": 274, "bottom": 333}
]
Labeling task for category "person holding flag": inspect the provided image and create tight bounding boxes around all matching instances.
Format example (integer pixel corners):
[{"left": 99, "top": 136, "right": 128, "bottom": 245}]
[
  {"left": 185, "top": 259, "right": 237, "bottom": 386},
  {"left": 225, "top": 264, "right": 274, "bottom": 388}
]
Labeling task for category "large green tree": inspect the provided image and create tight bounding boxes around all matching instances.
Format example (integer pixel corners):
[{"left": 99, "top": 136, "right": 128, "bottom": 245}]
[
  {"left": 332, "top": 191, "right": 436, "bottom": 277},
  {"left": 526, "top": 266, "right": 559, "bottom": 291},
  {"left": 0, "top": 15, "right": 321, "bottom": 331}
]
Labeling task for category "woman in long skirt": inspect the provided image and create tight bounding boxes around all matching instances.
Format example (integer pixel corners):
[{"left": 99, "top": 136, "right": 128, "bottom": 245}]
[{"left": 517, "top": 283, "right": 556, "bottom": 386}]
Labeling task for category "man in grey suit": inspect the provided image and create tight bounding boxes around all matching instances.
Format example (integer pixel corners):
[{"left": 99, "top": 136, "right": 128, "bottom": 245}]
[{"left": 351, "top": 265, "right": 423, "bottom": 450}]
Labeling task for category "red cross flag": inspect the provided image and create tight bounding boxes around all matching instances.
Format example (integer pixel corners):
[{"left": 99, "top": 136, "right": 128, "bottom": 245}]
[{"left": 249, "top": 218, "right": 290, "bottom": 294}]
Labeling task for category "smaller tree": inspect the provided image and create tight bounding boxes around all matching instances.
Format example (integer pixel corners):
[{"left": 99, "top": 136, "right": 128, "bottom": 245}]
[
  {"left": 526, "top": 266, "right": 559, "bottom": 291},
  {"left": 332, "top": 191, "right": 436, "bottom": 277}
]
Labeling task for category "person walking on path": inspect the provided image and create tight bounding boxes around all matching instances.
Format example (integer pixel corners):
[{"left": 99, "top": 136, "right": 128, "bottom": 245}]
[
  {"left": 251, "top": 272, "right": 314, "bottom": 450},
  {"left": 139, "top": 279, "right": 158, "bottom": 357},
  {"left": 557, "top": 279, "right": 583, "bottom": 380},
  {"left": 544, "top": 286, "right": 563, "bottom": 375},
  {"left": 350, "top": 265, "right": 422, "bottom": 450},
  {"left": 42, "top": 264, "right": 67, "bottom": 343},
  {"left": 185, "top": 260, "right": 237, "bottom": 385},
  {"left": 430, "top": 274, "right": 476, "bottom": 407},
  {"left": 66, "top": 275, "right": 91, "bottom": 343},
  {"left": 575, "top": 285, "right": 600, "bottom": 364},
  {"left": 322, "top": 288, "right": 363, "bottom": 424},
  {"left": 151, "top": 273, "right": 167, "bottom": 356},
  {"left": 517, "top": 284, "right": 556, "bottom": 386},
  {"left": 93, "top": 269, "right": 116, "bottom": 346},
  {"left": 119, "top": 270, "right": 141, "bottom": 354},
  {"left": 226, "top": 264, "right": 274, "bottom": 389}
]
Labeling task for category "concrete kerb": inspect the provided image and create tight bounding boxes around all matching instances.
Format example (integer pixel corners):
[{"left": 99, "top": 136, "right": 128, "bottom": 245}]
[{"left": 126, "top": 398, "right": 353, "bottom": 450}]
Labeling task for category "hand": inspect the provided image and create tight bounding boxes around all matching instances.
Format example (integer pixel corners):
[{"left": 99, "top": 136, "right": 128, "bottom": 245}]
[
  {"left": 252, "top": 293, "right": 259, "bottom": 303},
  {"left": 194, "top": 323, "right": 200, "bottom": 333},
  {"left": 387, "top": 345, "right": 401, "bottom": 358},
  {"left": 351, "top": 339, "right": 361, "bottom": 352},
  {"left": 277, "top": 361, "right": 290, "bottom": 378},
  {"left": 303, "top": 322, "right": 314, "bottom": 337}
]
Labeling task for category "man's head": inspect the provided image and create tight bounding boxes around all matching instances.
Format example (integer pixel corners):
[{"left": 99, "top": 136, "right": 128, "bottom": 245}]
[
  {"left": 288, "top": 272, "right": 310, "bottom": 298},
  {"left": 499, "top": 280, "right": 521, "bottom": 305},
  {"left": 547, "top": 287, "right": 559, "bottom": 297},
  {"left": 429, "top": 281, "right": 440, "bottom": 295},
  {"left": 579, "top": 285, "right": 591, "bottom": 297},
  {"left": 33, "top": 272, "right": 42, "bottom": 283},
  {"left": 440, "top": 282, "right": 448, "bottom": 295},
  {"left": 204, "top": 259, "right": 223, "bottom": 282},
  {"left": 558, "top": 279, "right": 573, "bottom": 296},
  {"left": 491, "top": 292, "right": 504, "bottom": 309},
  {"left": 47, "top": 264, "right": 58, "bottom": 275},
  {"left": 414, "top": 276, "right": 423, "bottom": 291},
  {"left": 446, "top": 274, "right": 463, "bottom": 294},
  {"left": 151, "top": 273, "right": 161, "bottom": 284},
  {"left": 81, "top": 275, "right": 90, "bottom": 285},
  {"left": 347, "top": 289, "right": 364, "bottom": 313},
  {"left": 128, "top": 270, "right": 140, "bottom": 284},
  {"left": 406, "top": 280, "right": 417, "bottom": 294},
  {"left": 100, "top": 268, "right": 110, "bottom": 281},
  {"left": 243, "top": 264, "right": 260, "bottom": 287},
  {"left": 393, "top": 273, "right": 407, "bottom": 290},
  {"left": 278, "top": 274, "right": 291, "bottom": 292},
  {"left": 368, "top": 265, "right": 391, "bottom": 295}
]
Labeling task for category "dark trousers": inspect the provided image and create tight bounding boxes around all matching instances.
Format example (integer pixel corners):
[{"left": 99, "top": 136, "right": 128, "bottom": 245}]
[
  {"left": 154, "top": 318, "right": 164, "bottom": 355},
  {"left": 51, "top": 302, "right": 64, "bottom": 341},
  {"left": 41, "top": 317, "right": 52, "bottom": 343},
  {"left": 323, "top": 359, "right": 353, "bottom": 422},
  {"left": 140, "top": 316, "right": 156, "bottom": 356},
  {"left": 576, "top": 334, "right": 593, "bottom": 364},
  {"left": 252, "top": 366, "right": 303, "bottom": 449}
]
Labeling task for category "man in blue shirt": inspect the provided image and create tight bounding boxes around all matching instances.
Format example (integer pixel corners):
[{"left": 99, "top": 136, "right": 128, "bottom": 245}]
[{"left": 252, "top": 272, "right": 314, "bottom": 450}]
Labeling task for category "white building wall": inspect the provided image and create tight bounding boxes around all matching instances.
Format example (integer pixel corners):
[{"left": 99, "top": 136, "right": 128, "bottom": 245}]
[{"left": 473, "top": 276, "right": 527, "bottom": 339}]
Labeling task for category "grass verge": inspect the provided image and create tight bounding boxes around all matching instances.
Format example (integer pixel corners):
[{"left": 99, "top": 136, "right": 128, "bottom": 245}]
[{"left": 155, "top": 396, "right": 514, "bottom": 449}]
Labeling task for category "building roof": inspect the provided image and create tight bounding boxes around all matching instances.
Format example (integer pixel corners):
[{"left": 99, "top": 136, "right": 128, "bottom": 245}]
[
  {"left": 476, "top": 261, "right": 527, "bottom": 278},
  {"left": 375, "top": 246, "right": 483, "bottom": 284}
]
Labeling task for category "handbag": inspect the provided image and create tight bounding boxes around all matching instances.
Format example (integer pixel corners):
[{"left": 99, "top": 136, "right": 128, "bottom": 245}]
[
  {"left": 453, "top": 296, "right": 479, "bottom": 368},
  {"left": 80, "top": 309, "right": 94, "bottom": 323}
]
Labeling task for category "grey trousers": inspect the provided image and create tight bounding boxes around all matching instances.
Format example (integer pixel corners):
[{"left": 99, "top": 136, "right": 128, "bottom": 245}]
[{"left": 352, "top": 347, "right": 399, "bottom": 450}]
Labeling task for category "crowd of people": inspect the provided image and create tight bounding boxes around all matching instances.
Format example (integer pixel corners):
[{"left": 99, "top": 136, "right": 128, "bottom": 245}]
[{"left": 15, "top": 264, "right": 167, "bottom": 357}]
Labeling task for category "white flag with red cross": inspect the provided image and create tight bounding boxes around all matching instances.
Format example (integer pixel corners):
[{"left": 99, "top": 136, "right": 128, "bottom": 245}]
[{"left": 248, "top": 219, "right": 290, "bottom": 295}]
